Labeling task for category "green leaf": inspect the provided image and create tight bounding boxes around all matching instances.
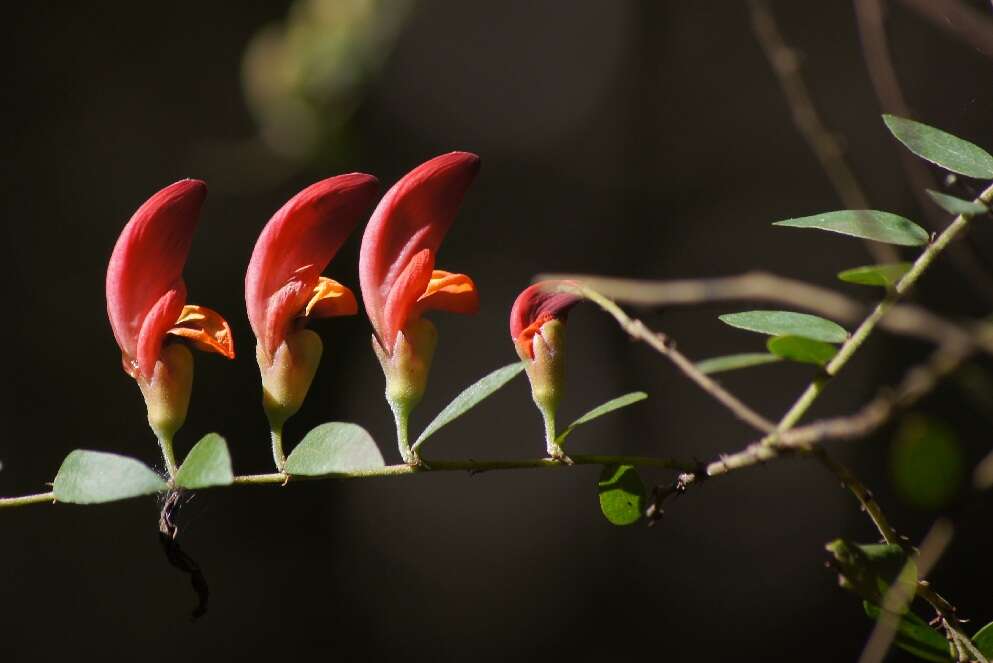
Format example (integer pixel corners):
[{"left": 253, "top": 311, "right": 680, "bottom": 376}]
[
  {"left": 926, "top": 189, "right": 990, "bottom": 216},
  {"left": 53, "top": 450, "right": 168, "bottom": 504},
  {"left": 695, "top": 353, "right": 783, "bottom": 375},
  {"left": 285, "top": 422, "right": 385, "bottom": 476},
  {"left": 719, "top": 310, "right": 848, "bottom": 343},
  {"left": 412, "top": 362, "right": 524, "bottom": 450},
  {"left": 597, "top": 465, "right": 645, "bottom": 526},
  {"left": 556, "top": 392, "right": 648, "bottom": 444},
  {"left": 973, "top": 621, "right": 993, "bottom": 658},
  {"left": 773, "top": 210, "right": 929, "bottom": 246},
  {"left": 883, "top": 114, "right": 993, "bottom": 179},
  {"left": 863, "top": 602, "right": 953, "bottom": 662},
  {"left": 826, "top": 540, "right": 918, "bottom": 606},
  {"left": 838, "top": 262, "right": 912, "bottom": 287},
  {"left": 767, "top": 335, "right": 839, "bottom": 366},
  {"left": 890, "top": 415, "right": 964, "bottom": 510},
  {"left": 174, "top": 433, "right": 233, "bottom": 490}
]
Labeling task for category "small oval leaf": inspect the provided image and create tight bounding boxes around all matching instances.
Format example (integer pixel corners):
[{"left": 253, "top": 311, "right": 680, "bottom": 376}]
[
  {"left": 973, "top": 621, "right": 993, "bottom": 658},
  {"left": 926, "top": 189, "right": 990, "bottom": 216},
  {"left": 773, "top": 210, "right": 929, "bottom": 246},
  {"left": 285, "top": 422, "right": 385, "bottom": 476},
  {"left": 837, "top": 263, "right": 912, "bottom": 287},
  {"left": 696, "top": 353, "right": 783, "bottom": 375},
  {"left": 175, "top": 433, "right": 233, "bottom": 490},
  {"left": 719, "top": 310, "right": 848, "bottom": 343},
  {"left": 597, "top": 464, "right": 645, "bottom": 526},
  {"left": 883, "top": 114, "right": 993, "bottom": 179},
  {"left": 413, "top": 363, "right": 524, "bottom": 450},
  {"left": 767, "top": 336, "right": 838, "bottom": 366},
  {"left": 53, "top": 450, "right": 168, "bottom": 504},
  {"left": 863, "top": 603, "right": 953, "bottom": 663},
  {"left": 556, "top": 392, "right": 647, "bottom": 444}
]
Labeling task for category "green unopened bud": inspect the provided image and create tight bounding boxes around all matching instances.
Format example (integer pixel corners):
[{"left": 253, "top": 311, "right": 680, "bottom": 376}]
[
  {"left": 374, "top": 318, "right": 438, "bottom": 464},
  {"left": 138, "top": 342, "right": 194, "bottom": 476},
  {"left": 518, "top": 318, "right": 568, "bottom": 459},
  {"left": 257, "top": 329, "right": 324, "bottom": 432}
]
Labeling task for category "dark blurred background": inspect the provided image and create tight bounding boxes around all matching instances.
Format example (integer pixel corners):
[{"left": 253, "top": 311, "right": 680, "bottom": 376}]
[{"left": 3, "top": 1, "right": 992, "bottom": 660}]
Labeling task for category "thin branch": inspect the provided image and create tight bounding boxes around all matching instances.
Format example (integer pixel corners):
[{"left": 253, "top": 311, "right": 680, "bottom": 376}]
[
  {"left": 815, "top": 450, "right": 901, "bottom": 545},
  {"left": 536, "top": 270, "right": 976, "bottom": 350},
  {"left": 572, "top": 285, "right": 777, "bottom": 434},
  {"left": 748, "top": 0, "right": 898, "bottom": 264},
  {"left": 897, "top": 0, "right": 993, "bottom": 58},
  {"left": 0, "top": 491, "right": 55, "bottom": 509},
  {"left": 707, "top": 335, "right": 974, "bottom": 476},
  {"left": 0, "top": 454, "right": 698, "bottom": 507}
]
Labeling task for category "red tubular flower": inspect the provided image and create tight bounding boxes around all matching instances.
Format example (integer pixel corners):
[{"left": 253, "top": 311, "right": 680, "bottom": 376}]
[
  {"left": 359, "top": 152, "right": 481, "bottom": 463},
  {"left": 245, "top": 173, "right": 379, "bottom": 468},
  {"left": 106, "top": 179, "right": 235, "bottom": 474},
  {"left": 510, "top": 280, "right": 581, "bottom": 460}
]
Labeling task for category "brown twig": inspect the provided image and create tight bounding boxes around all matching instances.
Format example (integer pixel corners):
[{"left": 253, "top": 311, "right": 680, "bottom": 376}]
[
  {"left": 571, "top": 285, "right": 778, "bottom": 434},
  {"left": 748, "top": 0, "right": 898, "bottom": 264},
  {"left": 537, "top": 271, "right": 980, "bottom": 350},
  {"left": 897, "top": 0, "right": 993, "bottom": 58}
]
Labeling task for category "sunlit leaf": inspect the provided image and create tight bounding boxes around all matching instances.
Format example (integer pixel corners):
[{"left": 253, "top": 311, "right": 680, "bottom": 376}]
[
  {"left": 926, "top": 189, "right": 990, "bottom": 216},
  {"left": 719, "top": 310, "right": 848, "bottom": 343},
  {"left": 767, "top": 336, "right": 838, "bottom": 366},
  {"left": 695, "top": 353, "right": 783, "bottom": 374},
  {"left": 837, "top": 263, "right": 912, "bottom": 287},
  {"left": 285, "top": 422, "right": 385, "bottom": 476},
  {"left": 974, "top": 621, "right": 993, "bottom": 658},
  {"left": 863, "top": 602, "right": 953, "bottom": 662},
  {"left": 825, "top": 540, "right": 917, "bottom": 607},
  {"left": 556, "top": 392, "right": 647, "bottom": 444},
  {"left": 412, "top": 363, "right": 525, "bottom": 450},
  {"left": 773, "top": 211, "right": 929, "bottom": 246},
  {"left": 890, "top": 415, "right": 964, "bottom": 510},
  {"left": 175, "top": 433, "right": 233, "bottom": 490},
  {"left": 53, "top": 450, "right": 168, "bottom": 504},
  {"left": 597, "top": 464, "right": 645, "bottom": 526},
  {"left": 883, "top": 114, "right": 993, "bottom": 179}
]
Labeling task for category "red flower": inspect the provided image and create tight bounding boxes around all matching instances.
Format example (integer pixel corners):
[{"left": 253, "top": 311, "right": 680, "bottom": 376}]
[
  {"left": 245, "top": 173, "right": 379, "bottom": 468},
  {"left": 106, "top": 179, "right": 235, "bottom": 381},
  {"left": 106, "top": 179, "right": 235, "bottom": 474},
  {"left": 510, "top": 280, "right": 581, "bottom": 460},
  {"left": 358, "top": 152, "right": 481, "bottom": 464},
  {"left": 359, "top": 152, "right": 481, "bottom": 355},
  {"left": 246, "top": 173, "right": 379, "bottom": 361}
]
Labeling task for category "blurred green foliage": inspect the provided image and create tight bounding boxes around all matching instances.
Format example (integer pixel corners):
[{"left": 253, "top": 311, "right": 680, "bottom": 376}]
[
  {"left": 889, "top": 415, "right": 964, "bottom": 510},
  {"left": 242, "top": 0, "right": 411, "bottom": 160}
]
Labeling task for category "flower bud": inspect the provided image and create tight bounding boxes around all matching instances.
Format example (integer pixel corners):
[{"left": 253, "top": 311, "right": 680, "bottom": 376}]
[
  {"left": 138, "top": 342, "right": 194, "bottom": 444},
  {"left": 518, "top": 318, "right": 567, "bottom": 419},
  {"left": 257, "top": 328, "right": 324, "bottom": 431}
]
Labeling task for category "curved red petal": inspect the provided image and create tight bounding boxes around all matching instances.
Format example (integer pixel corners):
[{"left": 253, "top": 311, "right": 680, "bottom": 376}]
[
  {"left": 136, "top": 283, "right": 187, "bottom": 380},
  {"left": 106, "top": 179, "right": 204, "bottom": 364},
  {"left": 509, "top": 280, "right": 581, "bottom": 341},
  {"left": 382, "top": 249, "right": 434, "bottom": 351},
  {"left": 246, "top": 173, "right": 379, "bottom": 356},
  {"left": 359, "top": 152, "right": 480, "bottom": 346}
]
